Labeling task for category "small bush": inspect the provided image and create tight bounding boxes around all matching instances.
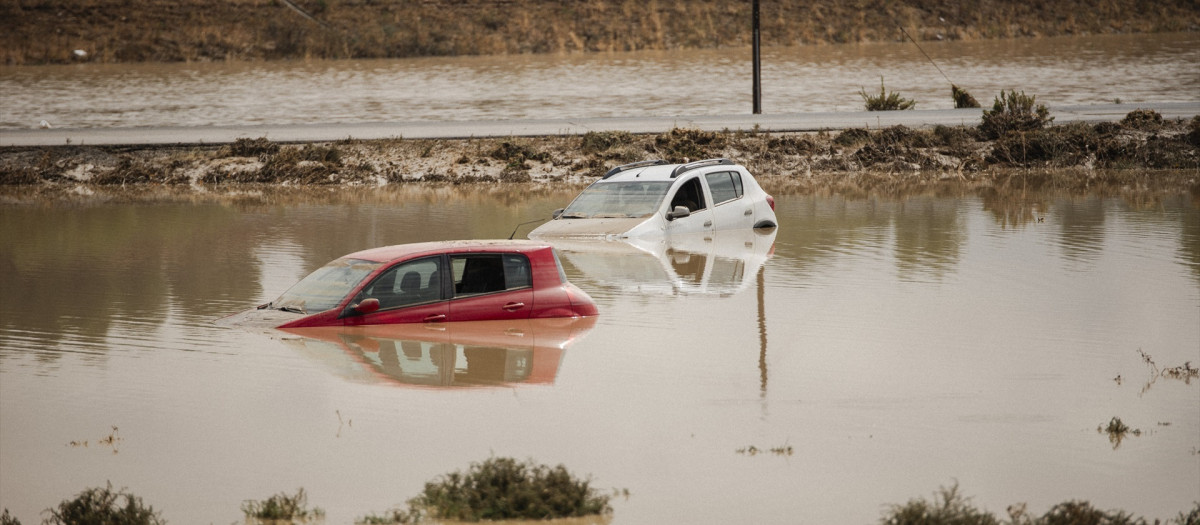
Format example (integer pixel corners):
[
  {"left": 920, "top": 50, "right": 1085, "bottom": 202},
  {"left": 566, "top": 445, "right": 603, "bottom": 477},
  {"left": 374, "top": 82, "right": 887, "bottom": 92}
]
[
  {"left": 242, "top": 487, "right": 324, "bottom": 522},
  {"left": 952, "top": 84, "right": 981, "bottom": 108},
  {"left": 43, "top": 482, "right": 165, "bottom": 525},
  {"left": 1120, "top": 109, "right": 1163, "bottom": 131},
  {"left": 227, "top": 137, "right": 280, "bottom": 157},
  {"left": 980, "top": 90, "right": 1054, "bottom": 140},
  {"left": 1, "top": 509, "right": 21, "bottom": 525},
  {"left": 410, "top": 457, "right": 612, "bottom": 521},
  {"left": 580, "top": 131, "right": 634, "bottom": 155},
  {"left": 860, "top": 77, "right": 916, "bottom": 111},
  {"left": 882, "top": 482, "right": 1001, "bottom": 525}
]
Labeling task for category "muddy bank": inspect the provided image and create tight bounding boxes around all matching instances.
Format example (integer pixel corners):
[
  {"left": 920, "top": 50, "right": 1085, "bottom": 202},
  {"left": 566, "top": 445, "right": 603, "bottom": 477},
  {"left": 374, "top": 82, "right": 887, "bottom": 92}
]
[
  {"left": 4, "top": 0, "right": 1199, "bottom": 65},
  {"left": 2, "top": 110, "right": 1198, "bottom": 199}
]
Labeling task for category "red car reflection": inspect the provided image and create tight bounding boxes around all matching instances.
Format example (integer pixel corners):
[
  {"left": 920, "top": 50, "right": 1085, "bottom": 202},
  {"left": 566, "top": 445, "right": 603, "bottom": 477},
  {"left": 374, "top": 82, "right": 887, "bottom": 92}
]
[
  {"left": 221, "top": 240, "right": 598, "bottom": 328},
  {"left": 280, "top": 317, "right": 596, "bottom": 387}
]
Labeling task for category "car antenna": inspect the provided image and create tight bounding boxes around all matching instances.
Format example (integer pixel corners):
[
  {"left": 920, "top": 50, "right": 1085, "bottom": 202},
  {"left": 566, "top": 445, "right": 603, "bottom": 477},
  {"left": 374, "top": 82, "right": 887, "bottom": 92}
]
[{"left": 508, "top": 218, "right": 547, "bottom": 240}]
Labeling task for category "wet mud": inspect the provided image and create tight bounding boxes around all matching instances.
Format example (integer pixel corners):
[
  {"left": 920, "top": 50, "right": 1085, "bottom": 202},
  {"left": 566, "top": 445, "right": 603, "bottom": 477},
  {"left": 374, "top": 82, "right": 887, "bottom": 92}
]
[{"left": 2, "top": 111, "right": 1198, "bottom": 198}]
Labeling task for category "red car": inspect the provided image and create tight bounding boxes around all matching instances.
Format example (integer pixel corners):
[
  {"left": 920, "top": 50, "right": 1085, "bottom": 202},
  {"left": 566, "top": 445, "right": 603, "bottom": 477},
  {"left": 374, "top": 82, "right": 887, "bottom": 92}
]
[{"left": 221, "top": 240, "right": 598, "bottom": 329}]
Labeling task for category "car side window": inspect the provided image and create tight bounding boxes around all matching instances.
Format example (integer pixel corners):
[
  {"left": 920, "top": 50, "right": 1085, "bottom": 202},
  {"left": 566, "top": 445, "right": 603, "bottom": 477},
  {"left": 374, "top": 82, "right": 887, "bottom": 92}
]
[
  {"left": 451, "top": 254, "right": 531, "bottom": 297},
  {"left": 704, "top": 171, "right": 743, "bottom": 205},
  {"left": 669, "top": 177, "right": 707, "bottom": 213},
  {"left": 357, "top": 257, "right": 443, "bottom": 309}
]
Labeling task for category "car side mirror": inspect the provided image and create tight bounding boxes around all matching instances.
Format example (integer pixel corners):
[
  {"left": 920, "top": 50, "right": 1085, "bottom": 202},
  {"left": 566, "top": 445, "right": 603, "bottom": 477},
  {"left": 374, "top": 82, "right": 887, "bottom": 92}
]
[
  {"left": 352, "top": 298, "right": 380, "bottom": 315},
  {"left": 552, "top": 208, "right": 564, "bottom": 219},
  {"left": 668, "top": 205, "right": 691, "bottom": 220}
]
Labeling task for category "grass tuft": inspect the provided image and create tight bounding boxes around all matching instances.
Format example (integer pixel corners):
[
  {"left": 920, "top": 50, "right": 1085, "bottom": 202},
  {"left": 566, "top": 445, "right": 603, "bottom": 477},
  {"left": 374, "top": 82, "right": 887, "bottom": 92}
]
[{"left": 860, "top": 77, "right": 917, "bottom": 111}]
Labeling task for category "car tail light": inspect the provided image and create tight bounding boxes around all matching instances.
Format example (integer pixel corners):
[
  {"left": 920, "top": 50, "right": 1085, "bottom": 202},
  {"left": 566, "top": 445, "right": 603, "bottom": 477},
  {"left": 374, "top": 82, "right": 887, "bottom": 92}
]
[{"left": 766, "top": 195, "right": 775, "bottom": 211}]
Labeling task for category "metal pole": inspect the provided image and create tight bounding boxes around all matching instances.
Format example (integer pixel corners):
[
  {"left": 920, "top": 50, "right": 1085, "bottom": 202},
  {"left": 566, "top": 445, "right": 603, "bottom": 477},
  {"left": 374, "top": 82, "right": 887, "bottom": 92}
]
[{"left": 752, "top": 0, "right": 762, "bottom": 114}]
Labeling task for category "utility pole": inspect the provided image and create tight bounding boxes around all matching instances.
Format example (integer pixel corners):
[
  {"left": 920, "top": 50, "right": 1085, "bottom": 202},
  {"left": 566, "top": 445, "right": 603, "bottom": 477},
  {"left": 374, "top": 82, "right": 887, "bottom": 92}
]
[{"left": 752, "top": 0, "right": 762, "bottom": 114}]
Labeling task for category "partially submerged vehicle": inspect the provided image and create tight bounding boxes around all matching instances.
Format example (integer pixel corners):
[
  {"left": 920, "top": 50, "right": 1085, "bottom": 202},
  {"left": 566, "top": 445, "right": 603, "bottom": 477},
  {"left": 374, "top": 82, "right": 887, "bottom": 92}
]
[
  {"left": 528, "top": 158, "right": 777, "bottom": 240},
  {"left": 279, "top": 317, "right": 596, "bottom": 388},
  {"left": 217, "top": 240, "right": 598, "bottom": 329}
]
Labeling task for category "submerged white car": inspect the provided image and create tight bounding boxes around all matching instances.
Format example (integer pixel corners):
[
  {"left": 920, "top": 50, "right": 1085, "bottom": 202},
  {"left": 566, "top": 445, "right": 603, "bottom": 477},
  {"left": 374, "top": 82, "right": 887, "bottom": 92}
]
[{"left": 529, "top": 158, "right": 777, "bottom": 239}]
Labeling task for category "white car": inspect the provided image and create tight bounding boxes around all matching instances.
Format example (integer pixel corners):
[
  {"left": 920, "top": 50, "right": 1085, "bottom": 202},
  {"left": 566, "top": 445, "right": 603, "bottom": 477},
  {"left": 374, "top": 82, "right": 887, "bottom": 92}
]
[{"left": 528, "top": 158, "right": 777, "bottom": 239}]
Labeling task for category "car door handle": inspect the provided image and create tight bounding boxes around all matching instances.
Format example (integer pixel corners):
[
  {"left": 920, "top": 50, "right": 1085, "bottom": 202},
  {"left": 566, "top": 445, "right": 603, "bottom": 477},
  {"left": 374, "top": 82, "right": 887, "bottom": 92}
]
[
  {"left": 744, "top": 209, "right": 754, "bottom": 215},
  {"left": 703, "top": 220, "right": 713, "bottom": 227},
  {"left": 502, "top": 302, "right": 525, "bottom": 311},
  {"left": 423, "top": 314, "right": 446, "bottom": 323}
]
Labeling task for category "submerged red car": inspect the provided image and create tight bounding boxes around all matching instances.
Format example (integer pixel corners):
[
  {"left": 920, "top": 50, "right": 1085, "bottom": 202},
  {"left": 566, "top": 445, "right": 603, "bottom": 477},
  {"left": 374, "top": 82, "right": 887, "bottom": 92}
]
[{"left": 220, "top": 240, "right": 598, "bottom": 329}]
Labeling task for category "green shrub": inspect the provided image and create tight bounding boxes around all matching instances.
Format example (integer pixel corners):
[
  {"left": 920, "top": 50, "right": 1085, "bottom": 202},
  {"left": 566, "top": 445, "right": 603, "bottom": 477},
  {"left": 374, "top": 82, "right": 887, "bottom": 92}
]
[
  {"left": 860, "top": 77, "right": 916, "bottom": 111},
  {"left": 242, "top": 487, "right": 324, "bottom": 522},
  {"left": 410, "top": 457, "right": 612, "bottom": 521},
  {"left": 979, "top": 90, "right": 1053, "bottom": 139},
  {"left": 43, "top": 483, "right": 165, "bottom": 525}
]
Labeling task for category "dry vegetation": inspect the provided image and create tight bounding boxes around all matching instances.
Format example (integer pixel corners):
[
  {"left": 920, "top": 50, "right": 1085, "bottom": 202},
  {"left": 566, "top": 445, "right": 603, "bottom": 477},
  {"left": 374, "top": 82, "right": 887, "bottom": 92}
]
[{"left": 3, "top": 0, "right": 1198, "bottom": 65}]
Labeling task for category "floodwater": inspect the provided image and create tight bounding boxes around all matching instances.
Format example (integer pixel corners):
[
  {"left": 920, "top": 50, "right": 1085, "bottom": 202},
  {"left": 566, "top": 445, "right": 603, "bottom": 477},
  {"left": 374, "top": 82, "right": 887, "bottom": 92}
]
[
  {"left": 2, "top": 32, "right": 1199, "bottom": 130},
  {"left": 1, "top": 185, "right": 1197, "bottom": 524}
]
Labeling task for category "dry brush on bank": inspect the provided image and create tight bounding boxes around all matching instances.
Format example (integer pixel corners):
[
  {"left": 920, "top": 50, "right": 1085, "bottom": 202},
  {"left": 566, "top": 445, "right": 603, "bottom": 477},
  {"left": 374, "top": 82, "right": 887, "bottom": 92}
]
[
  {"left": 2, "top": 111, "right": 1198, "bottom": 195},
  {"left": 4, "top": 0, "right": 1200, "bottom": 65}
]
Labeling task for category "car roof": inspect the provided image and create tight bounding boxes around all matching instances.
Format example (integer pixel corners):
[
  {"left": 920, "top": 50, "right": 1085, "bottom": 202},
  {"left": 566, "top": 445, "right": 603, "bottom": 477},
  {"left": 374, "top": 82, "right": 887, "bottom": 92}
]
[
  {"left": 344, "top": 240, "right": 550, "bottom": 263},
  {"left": 600, "top": 158, "right": 744, "bottom": 183}
]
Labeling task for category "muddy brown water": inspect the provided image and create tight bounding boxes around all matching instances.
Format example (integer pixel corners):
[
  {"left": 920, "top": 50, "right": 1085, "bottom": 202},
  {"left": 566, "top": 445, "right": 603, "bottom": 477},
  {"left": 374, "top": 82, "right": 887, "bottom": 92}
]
[
  {"left": 2, "top": 32, "right": 1198, "bottom": 130},
  {"left": 0, "top": 184, "right": 1197, "bottom": 524}
]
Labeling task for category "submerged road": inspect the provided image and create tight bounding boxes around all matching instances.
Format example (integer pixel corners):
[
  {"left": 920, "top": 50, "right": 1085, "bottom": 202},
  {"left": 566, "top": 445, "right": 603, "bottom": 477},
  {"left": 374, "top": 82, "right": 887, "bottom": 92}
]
[{"left": 1, "top": 102, "right": 1197, "bottom": 147}]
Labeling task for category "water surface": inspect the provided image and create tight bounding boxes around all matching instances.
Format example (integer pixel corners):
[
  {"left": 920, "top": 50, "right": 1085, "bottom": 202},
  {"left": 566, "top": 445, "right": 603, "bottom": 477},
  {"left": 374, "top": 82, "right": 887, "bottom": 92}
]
[
  {"left": 1, "top": 185, "right": 1197, "bottom": 524},
  {"left": 2, "top": 32, "right": 1197, "bottom": 129}
]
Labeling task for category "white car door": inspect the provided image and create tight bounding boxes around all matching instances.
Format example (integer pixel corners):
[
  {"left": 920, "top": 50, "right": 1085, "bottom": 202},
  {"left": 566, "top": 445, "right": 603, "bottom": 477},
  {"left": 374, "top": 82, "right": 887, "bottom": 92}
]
[
  {"left": 663, "top": 175, "right": 714, "bottom": 235},
  {"left": 704, "top": 170, "right": 754, "bottom": 231}
]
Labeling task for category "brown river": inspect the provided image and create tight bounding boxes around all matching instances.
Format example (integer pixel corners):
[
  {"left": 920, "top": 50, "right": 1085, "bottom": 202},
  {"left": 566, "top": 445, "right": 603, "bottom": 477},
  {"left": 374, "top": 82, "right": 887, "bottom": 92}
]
[
  {"left": 1, "top": 184, "right": 1197, "bottom": 524},
  {"left": 2, "top": 32, "right": 1198, "bottom": 129}
]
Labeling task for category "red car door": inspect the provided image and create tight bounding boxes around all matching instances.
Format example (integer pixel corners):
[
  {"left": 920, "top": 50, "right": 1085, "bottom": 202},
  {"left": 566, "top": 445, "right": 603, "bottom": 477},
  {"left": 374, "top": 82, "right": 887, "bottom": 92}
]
[
  {"left": 344, "top": 256, "right": 450, "bottom": 325},
  {"left": 447, "top": 253, "right": 535, "bottom": 322}
]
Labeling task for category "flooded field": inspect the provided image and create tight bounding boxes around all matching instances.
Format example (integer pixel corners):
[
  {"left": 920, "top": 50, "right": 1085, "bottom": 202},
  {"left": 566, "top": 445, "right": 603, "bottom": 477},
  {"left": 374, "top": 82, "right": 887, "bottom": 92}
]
[
  {"left": 2, "top": 32, "right": 1198, "bottom": 130},
  {"left": 1, "top": 184, "right": 1197, "bottom": 523}
]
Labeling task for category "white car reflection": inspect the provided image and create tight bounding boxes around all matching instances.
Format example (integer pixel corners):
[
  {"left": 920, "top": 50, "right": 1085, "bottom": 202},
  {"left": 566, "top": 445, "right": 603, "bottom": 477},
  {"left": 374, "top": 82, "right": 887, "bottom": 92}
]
[
  {"left": 548, "top": 228, "right": 776, "bottom": 297},
  {"left": 278, "top": 317, "right": 595, "bottom": 388}
]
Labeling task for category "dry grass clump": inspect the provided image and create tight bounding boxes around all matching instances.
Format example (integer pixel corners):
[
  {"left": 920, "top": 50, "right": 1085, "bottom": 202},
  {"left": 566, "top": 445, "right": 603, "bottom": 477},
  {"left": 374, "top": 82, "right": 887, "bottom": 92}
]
[{"left": 980, "top": 90, "right": 1054, "bottom": 140}]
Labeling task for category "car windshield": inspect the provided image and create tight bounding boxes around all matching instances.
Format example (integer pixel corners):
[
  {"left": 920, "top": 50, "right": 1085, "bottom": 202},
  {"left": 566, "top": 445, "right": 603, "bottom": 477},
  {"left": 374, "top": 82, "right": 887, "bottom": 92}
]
[
  {"left": 273, "top": 258, "right": 383, "bottom": 313},
  {"left": 561, "top": 181, "right": 671, "bottom": 218}
]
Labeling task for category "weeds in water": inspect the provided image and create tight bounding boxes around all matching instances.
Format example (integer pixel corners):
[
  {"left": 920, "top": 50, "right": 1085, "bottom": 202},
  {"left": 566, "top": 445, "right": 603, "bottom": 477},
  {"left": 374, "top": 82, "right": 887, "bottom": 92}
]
[
  {"left": 408, "top": 457, "right": 612, "bottom": 521},
  {"left": 883, "top": 483, "right": 1199, "bottom": 524},
  {"left": 43, "top": 482, "right": 165, "bottom": 525},
  {"left": 979, "top": 90, "right": 1053, "bottom": 140},
  {"left": 1098, "top": 416, "right": 1141, "bottom": 449},
  {"left": 860, "top": 77, "right": 916, "bottom": 111},
  {"left": 736, "top": 443, "right": 794, "bottom": 456},
  {"left": 242, "top": 487, "right": 324, "bottom": 523}
]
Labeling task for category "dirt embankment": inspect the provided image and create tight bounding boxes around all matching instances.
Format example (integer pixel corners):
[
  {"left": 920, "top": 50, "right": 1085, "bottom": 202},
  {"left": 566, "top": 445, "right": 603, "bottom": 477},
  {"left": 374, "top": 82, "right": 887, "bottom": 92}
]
[
  {"left": 4, "top": 0, "right": 1199, "bottom": 65},
  {"left": 3, "top": 110, "right": 1198, "bottom": 197}
]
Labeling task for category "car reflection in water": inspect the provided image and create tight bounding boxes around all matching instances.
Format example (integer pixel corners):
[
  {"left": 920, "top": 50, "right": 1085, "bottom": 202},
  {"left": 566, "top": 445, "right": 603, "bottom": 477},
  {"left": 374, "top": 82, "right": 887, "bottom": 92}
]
[
  {"left": 547, "top": 227, "right": 777, "bottom": 297},
  {"left": 278, "top": 317, "right": 596, "bottom": 388}
]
